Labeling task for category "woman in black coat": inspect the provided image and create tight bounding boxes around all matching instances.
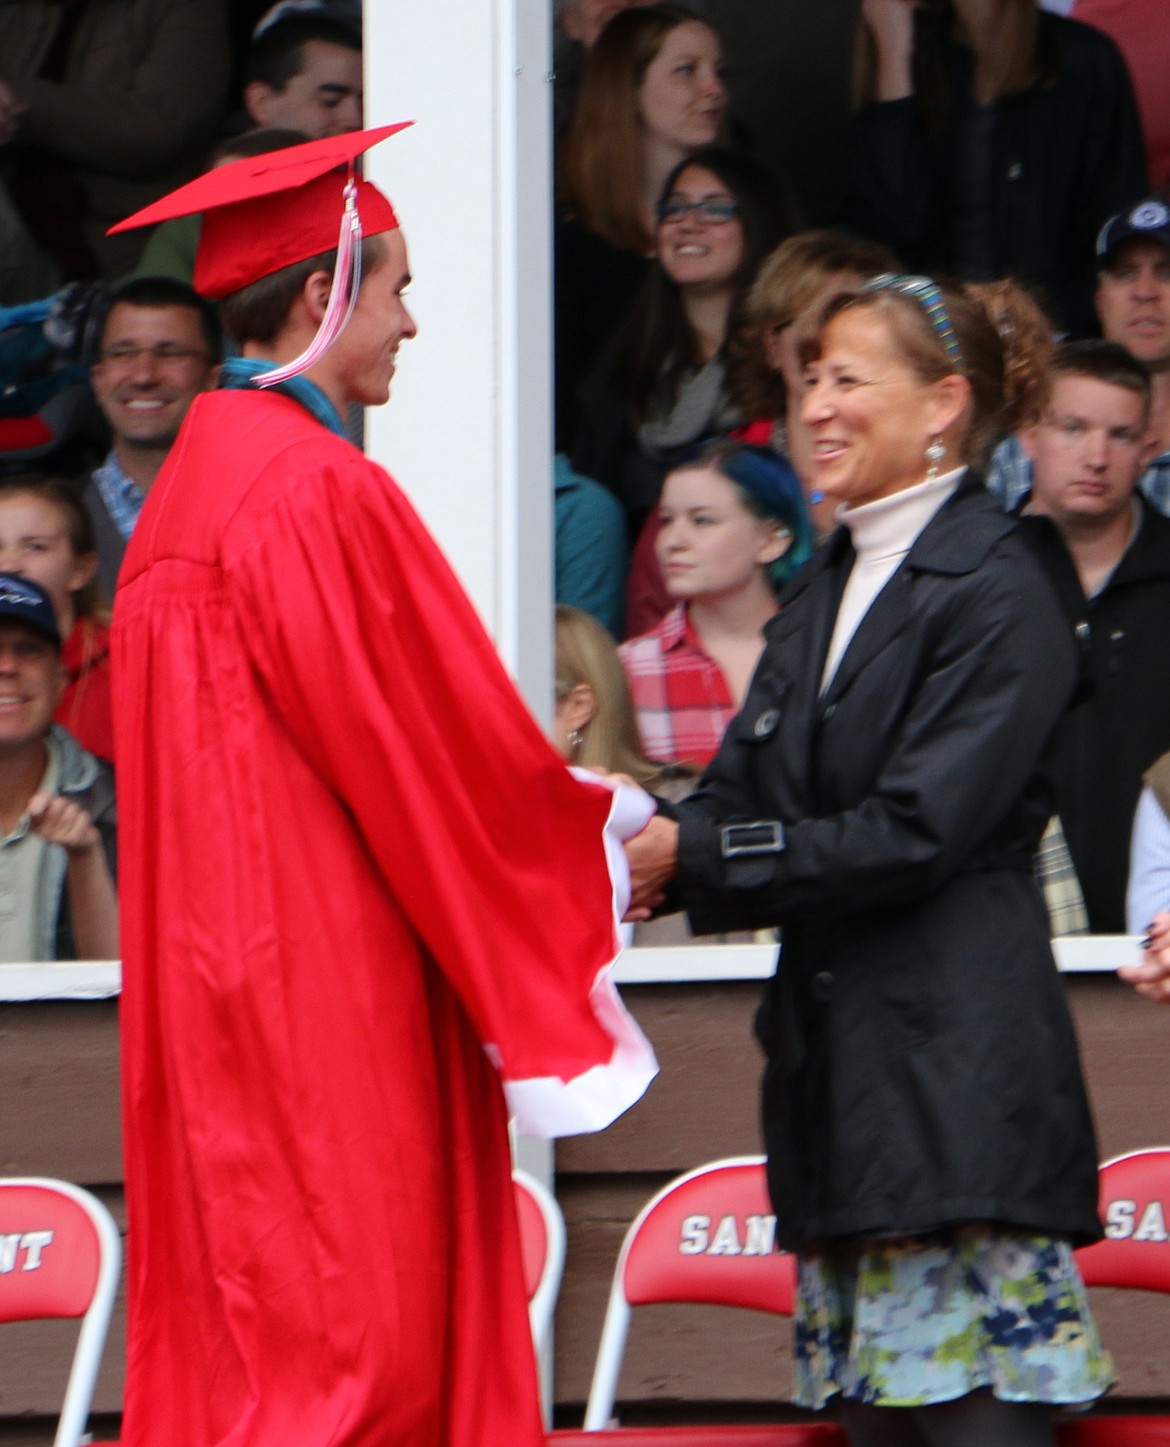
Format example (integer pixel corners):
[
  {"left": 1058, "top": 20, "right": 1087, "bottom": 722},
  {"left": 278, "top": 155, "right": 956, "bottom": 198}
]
[{"left": 627, "top": 276, "right": 1112, "bottom": 1445}]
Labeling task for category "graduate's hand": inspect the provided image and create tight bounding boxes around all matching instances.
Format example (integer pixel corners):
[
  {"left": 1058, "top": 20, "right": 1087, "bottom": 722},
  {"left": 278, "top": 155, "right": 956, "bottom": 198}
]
[
  {"left": 623, "top": 814, "right": 679, "bottom": 921},
  {"left": 1118, "top": 910, "right": 1170, "bottom": 1002},
  {"left": 27, "top": 792, "right": 101, "bottom": 855}
]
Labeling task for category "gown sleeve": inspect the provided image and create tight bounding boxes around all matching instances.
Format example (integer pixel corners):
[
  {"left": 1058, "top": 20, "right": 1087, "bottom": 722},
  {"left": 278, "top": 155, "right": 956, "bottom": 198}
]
[{"left": 227, "top": 442, "right": 657, "bottom": 1137}]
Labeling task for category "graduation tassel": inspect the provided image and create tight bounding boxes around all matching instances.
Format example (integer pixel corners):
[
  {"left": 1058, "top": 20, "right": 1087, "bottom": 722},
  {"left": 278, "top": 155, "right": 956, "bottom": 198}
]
[{"left": 257, "top": 170, "right": 364, "bottom": 388}]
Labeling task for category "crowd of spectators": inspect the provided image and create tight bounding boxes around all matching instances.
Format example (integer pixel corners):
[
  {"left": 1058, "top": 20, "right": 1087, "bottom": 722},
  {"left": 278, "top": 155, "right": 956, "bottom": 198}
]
[{"left": 1, "top": 0, "right": 1169, "bottom": 960}]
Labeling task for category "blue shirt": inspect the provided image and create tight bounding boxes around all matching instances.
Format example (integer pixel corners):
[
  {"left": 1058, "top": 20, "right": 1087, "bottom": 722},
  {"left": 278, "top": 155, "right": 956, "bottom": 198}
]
[
  {"left": 1127, "top": 785, "right": 1170, "bottom": 934},
  {"left": 91, "top": 449, "right": 146, "bottom": 542},
  {"left": 554, "top": 454, "right": 627, "bottom": 639}
]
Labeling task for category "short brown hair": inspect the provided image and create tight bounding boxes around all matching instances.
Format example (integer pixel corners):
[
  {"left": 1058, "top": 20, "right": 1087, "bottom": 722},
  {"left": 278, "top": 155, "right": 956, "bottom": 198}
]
[
  {"left": 219, "top": 233, "right": 386, "bottom": 346},
  {"left": 1047, "top": 339, "right": 1151, "bottom": 418}
]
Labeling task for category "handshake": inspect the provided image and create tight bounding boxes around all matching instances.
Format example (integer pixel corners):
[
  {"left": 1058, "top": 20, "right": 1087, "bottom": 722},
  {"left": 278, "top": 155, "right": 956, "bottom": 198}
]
[{"left": 589, "top": 769, "right": 681, "bottom": 922}]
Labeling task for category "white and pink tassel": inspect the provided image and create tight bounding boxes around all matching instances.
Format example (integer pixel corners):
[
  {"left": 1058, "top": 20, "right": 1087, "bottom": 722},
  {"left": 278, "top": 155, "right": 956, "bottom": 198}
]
[{"left": 257, "top": 172, "right": 364, "bottom": 387}]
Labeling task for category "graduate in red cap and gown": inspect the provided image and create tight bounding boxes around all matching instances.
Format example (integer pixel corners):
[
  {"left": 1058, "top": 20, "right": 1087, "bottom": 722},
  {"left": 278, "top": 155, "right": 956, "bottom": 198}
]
[{"left": 108, "top": 125, "right": 658, "bottom": 1447}]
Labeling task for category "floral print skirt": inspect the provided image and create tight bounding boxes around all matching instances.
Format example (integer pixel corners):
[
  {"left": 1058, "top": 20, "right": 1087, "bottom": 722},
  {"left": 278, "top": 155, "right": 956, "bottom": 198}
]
[{"left": 794, "top": 1226, "right": 1114, "bottom": 1410}]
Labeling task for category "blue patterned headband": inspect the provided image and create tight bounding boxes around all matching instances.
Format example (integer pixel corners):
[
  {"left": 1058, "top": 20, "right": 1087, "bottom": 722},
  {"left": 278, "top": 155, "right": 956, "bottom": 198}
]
[{"left": 862, "top": 273, "right": 966, "bottom": 374}]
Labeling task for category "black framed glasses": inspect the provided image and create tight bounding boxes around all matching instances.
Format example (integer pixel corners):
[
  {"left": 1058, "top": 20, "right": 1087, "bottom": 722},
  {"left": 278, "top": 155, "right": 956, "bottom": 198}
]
[{"left": 656, "top": 197, "right": 741, "bottom": 226}]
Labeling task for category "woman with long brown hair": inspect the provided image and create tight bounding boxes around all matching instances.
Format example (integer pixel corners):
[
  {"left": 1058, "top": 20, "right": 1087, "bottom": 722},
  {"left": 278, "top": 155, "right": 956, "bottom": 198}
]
[
  {"left": 555, "top": 3, "right": 728, "bottom": 448},
  {"left": 848, "top": 0, "right": 1145, "bottom": 333},
  {"left": 572, "top": 146, "right": 796, "bottom": 531}
]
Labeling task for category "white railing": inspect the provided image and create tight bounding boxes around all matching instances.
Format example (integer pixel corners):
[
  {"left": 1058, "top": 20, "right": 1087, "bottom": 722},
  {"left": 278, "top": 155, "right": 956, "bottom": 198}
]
[{"left": 0, "top": 936, "right": 1146, "bottom": 1002}]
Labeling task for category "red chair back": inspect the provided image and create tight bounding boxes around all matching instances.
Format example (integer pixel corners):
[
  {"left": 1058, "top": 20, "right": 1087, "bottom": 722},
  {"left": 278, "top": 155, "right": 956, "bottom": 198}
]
[
  {"left": 0, "top": 1181, "right": 103, "bottom": 1322},
  {"left": 1076, "top": 1148, "right": 1170, "bottom": 1293},
  {"left": 621, "top": 1157, "right": 796, "bottom": 1316},
  {"left": 515, "top": 1173, "right": 551, "bottom": 1302}
]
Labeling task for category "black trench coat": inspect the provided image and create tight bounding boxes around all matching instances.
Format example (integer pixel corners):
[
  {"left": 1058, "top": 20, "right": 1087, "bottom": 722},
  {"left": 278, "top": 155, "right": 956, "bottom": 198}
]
[{"left": 674, "top": 479, "right": 1102, "bottom": 1252}]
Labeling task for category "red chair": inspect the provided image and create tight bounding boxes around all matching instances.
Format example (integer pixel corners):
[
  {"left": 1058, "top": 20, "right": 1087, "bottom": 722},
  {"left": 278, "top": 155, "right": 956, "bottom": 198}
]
[
  {"left": 550, "top": 1156, "right": 845, "bottom": 1444},
  {"left": 1057, "top": 1148, "right": 1170, "bottom": 1446},
  {"left": 0, "top": 1177, "right": 121, "bottom": 1447},
  {"left": 515, "top": 1168, "right": 567, "bottom": 1354}
]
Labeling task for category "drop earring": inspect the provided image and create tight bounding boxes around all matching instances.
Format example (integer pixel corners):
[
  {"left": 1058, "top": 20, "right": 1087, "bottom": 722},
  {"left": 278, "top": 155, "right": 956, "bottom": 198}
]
[
  {"left": 925, "top": 437, "right": 945, "bottom": 481},
  {"left": 568, "top": 728, "right": 583, "bottom": 757}
]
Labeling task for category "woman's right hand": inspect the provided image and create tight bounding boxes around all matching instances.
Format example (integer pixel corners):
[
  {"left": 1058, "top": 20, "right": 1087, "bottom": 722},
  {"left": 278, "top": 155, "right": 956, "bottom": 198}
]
[{"left": 860, "top": 0, "right": 917, "bottom": 99}]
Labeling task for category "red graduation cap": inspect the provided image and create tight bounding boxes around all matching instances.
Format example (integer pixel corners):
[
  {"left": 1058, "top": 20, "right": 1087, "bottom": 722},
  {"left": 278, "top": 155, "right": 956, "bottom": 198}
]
[{"left": 109, "top": 123, "right": 411, "bottom": 300}]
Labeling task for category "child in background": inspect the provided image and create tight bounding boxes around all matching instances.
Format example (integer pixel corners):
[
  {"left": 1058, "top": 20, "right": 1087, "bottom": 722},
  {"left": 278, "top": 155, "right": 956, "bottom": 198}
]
[{"left": 0, "top": 473, "right": 112, "bottom": 763}]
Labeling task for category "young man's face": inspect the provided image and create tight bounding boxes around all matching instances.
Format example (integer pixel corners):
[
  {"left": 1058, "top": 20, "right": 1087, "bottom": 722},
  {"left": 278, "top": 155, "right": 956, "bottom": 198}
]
[
  {"left": 1022, "top": 373, "right": 1148, "bottom": 528},
  {"left": 318, "top": 229, "right": 417, "bottom": 409},
  {"left": 0, "top": 620, "right": 61, "bottom": 750},
  {"left": 1095, "top": 238, "right": 1170, "bottom": 368},
  {"left": 247, "top": 39, "right": 363, "bottom": 138},
  {"left": 91, "top": 302, "right": 218, "bottom": 452}
]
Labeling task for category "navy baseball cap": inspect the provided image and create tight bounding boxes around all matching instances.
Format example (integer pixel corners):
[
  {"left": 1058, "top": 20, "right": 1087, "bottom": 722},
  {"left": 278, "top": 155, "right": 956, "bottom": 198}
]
[
  {"left": 0, "top": 575, "right": 61, "bottom": 648},
  {"left": 1096, "top": 199, "right": 1170, "bottom": 264}
]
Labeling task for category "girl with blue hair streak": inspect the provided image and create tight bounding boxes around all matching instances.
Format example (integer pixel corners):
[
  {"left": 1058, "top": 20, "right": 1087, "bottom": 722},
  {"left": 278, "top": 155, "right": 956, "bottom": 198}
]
[{"left": 619, "top": 440, "right": 811, "bottom": 772}]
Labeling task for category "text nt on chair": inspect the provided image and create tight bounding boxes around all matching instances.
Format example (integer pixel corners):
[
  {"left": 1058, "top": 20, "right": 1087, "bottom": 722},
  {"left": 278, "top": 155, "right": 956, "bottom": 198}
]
[
  {"left": 1059, "top": 1148, "right": 1170, "bottom": 1447},
  {"left": 566, "top": 1155, "right": 844, "bottom": 1443},
  {"left": 515, "top": 1168, "right": 567, "bottom": 1353},
  {"left": 0, "top": 1177, "right": 121, "bottom": 1447}
]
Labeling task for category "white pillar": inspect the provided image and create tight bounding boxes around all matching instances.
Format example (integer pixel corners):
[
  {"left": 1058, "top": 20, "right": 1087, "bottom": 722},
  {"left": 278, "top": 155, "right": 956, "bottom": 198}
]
[
  {"left": 364, "top": 1, "right": 558, "bottom": 1407},
  {"left": 363, "top": 0, "right": 554, "bottom": 719}
]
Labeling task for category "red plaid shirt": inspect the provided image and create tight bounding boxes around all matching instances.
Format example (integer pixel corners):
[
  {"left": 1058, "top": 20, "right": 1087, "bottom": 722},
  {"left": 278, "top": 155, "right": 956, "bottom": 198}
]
[{"left": 619, "top": 604, "right": 735, "bottom": 770}]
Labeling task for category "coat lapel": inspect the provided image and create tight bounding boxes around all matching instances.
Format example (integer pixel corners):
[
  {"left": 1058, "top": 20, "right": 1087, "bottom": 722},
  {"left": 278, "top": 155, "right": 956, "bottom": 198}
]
[
  {"left": 767, "top": 531, "right": 852, "bottom": 714},
  {"left": 820, "top": 567, "right": 914, "bottom": 707},
  {"left": 819, "top": 478, "right": 1014, "bottom": 706}
]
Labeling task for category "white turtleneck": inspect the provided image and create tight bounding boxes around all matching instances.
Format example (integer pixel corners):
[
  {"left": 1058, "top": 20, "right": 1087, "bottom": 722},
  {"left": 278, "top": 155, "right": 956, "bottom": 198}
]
[{"left": 821, "top": 467, "right": 966, "bottom": 692}]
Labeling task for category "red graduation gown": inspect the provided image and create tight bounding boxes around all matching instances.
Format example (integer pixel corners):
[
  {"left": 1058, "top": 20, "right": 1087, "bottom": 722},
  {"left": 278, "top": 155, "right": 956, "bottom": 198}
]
[{"left": 113, "top": 389, "right": 655, "bottom": 1447}]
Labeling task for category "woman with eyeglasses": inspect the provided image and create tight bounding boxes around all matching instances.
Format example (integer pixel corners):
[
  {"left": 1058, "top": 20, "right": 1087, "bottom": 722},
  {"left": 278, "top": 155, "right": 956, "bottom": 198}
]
[
  {"left": 555, "top": 5, "right": 730, "bottom": 451},
  {"left": 624, "top": 274, "right": 1113, "bottom": 1445},
  {"left": 571, "top": 146, "right": 797, "bottom": 626}
]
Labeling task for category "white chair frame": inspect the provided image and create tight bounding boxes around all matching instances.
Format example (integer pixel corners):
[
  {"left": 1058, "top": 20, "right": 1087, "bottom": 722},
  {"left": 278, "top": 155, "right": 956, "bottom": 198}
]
[{"left": 0, "top": 1176, "right": 121, "bottom": 1447}]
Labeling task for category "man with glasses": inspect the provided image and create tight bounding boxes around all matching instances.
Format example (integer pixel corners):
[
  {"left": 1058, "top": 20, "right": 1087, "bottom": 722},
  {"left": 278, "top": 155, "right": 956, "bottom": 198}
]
[
  {"left": 83, "top": 277, "right": 221, "bottom": 597},
  {"left": 1021, "top": 339, "right": 1170, "bottom": 932}
]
